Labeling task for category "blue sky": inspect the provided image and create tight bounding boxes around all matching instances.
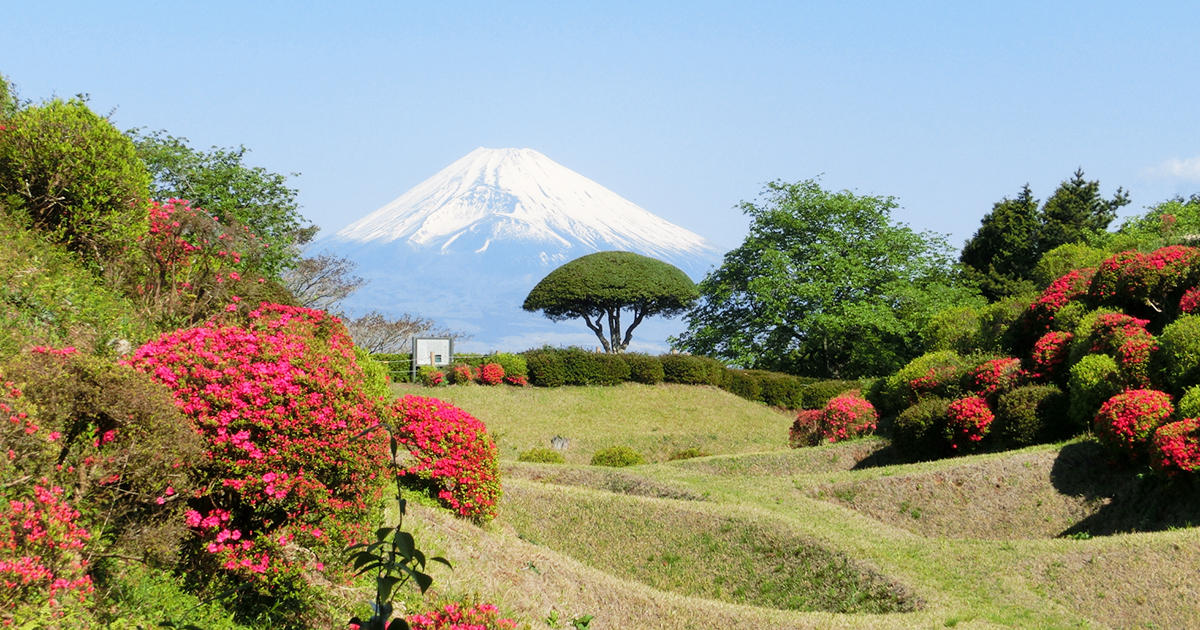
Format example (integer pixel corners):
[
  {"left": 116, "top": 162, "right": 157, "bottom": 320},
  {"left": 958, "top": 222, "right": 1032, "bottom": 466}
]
[{"left": 4, "top": 1, "right": 1198, "bottom": 252}]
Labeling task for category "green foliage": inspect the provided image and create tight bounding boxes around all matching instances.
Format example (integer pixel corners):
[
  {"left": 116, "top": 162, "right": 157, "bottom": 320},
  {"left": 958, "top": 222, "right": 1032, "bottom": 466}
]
[
  {"left": 659, "top": 353, "right": 728, "bottom": 386},
  {"left": 1178, "top": 385, "right": 1200, "bottom": 419},
  {"left": 1067, "top": 354, "right": 1122, "bottom": 430},
  {"left": 667, "top": 447, "right": 711, "bottom": 461},
  {"left": 725, "top": 369, "right": 764, "bottom": 402},
  {"left": 489, "top": 352, "right": 528, "bottom": 378},
  {"left": 1039, "top": 168, "right": 1130, "bottom": 252},
  {"left": 523, "top": 251, "right": 699, "bottom": 353},
  {"left": 520, "top": 347, "right": 630, "bottom": 386},
  {"left": 960, "top": 185, "right": 1041, "bottom": 300},
  {"left": 993, "top": 384, "right": 1070, "bottom": 446},
  {"left": 871, "top": 351, "right": 968, "bottom": 419},
  {"left": 1154, "top": 314, "right": 1200, "bottom": 395},
  {"left": 523, "top": 347, "right": 566, "bottom": 387},
  {"left": 590, "top": 445, "right": 645, "bottom": 467},
  {"left": 1033, "top": 243, "right": 1111, "bottom": 288},
  {"left": 0, "top": 98, "right": 150, "bottom": 267},
  {"left": 0, "top": 349, "right": 202, "bottom": 566},
  {"left": 374, "top": 352, "right": 414, "bottom": 382},
  {"left": 891, "top": 397, "right": 951, "bottom": 461},
  {"left": 517, "top": 448, "right": 566, "bottom": 464},
  {"left": 800, "top": 379, "right": 864, "bottom": 410},
  {"left": 128, "top": 129, "right": 307, "bottom": 277},
  {"left": 676, "top": 178, "right": 977, "bottom": 378},
  {"left": 919, "top": 304, "right": 983, "bottom": 355},
  {"left": 354, "top": 346, "right": 393, "bottom": 400},
  {"left": 623, "top": 352, "right": 664, "bottom": 384},
  {"left": 1106, "top": 195, "right": 1200, "bottom": 251},
  {"left": 0, "top": 211, "right": 151, "bottom": 358}
]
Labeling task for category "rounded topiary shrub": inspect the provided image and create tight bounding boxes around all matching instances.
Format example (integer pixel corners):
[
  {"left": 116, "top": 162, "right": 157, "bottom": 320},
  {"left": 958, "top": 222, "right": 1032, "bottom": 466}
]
[
  {"left": 448, "top": 363, "right": 478, "bottom": 385},
  {"left": 1067, "top": 354, "right": 1122, "bottom": 430},
  {"left": 993, "top": 384, "right": 1070, "bottom": 446},
  {"left": 557, "top": 347, "right": 629, "bottom": 386},
  {"left": 1093, "top": 389, "right": 1174, "bottom": 457},
  {"left": 891, "top": 397, "right": 951, "bottom": 461},
  {"left": 517, "top": 448, "right": 565, "bottom": 464},
  {"left": 391, "top": 395, "right": 501, "bottom": 523},
  {"left": 966, "top": 357, "right": 1024, "bottom": 399},
  {"left": 1177, "top": 385, "right": 1200, "bottom": 419},
  {"left": 1030, "top": 331, "right": 1074, "bottom": 381},
  {"left": 1150, "top": 418, "right": 1200, "bottom": 475},
  {"left": 1069, "top": 311, "right": 1156, "bottom": 387},
  {"left": 590, "top": 446, "right": 644, "bottom": 467},
  {"left": 524, "top": 348, "right": 566, "bottom": 387},
  {"left": 789, "top": 409, "right": 822, "bottom": 448},
  {"left": 623, "top": 353, "right": 665, "bottom": 384},
  {"left": 1026, "top": 267, "right": 1096, "bottom": 333},
  {"left": 873, "top": 351, "right": 967, "bottom": 418},
  {"left": 817, "top": 391, "right": 878, "bottom": 444},
  {"left": 945, "top": 396, "right": 994, "bottom": 451},
  {"left": 1154, "top": 314, "right": 1200, "bottom": 395},
  {"left": 478, "top": 362, "right": 505, "bottom": 385},
  {"left": 489, "top": 352, "right": 528, "bottom": 379}
]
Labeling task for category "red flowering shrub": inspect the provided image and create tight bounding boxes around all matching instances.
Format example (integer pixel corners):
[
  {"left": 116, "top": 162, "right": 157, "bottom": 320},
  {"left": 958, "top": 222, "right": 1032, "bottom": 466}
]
[
  {"left": 1031, "top": 331, "right": 1074, "bottom": 380},
  {"left": 1180, "top": 286, "right": 1200, "bottom": 314},
  {"left": 448, "top": 364, "right": 477, "bottom": 385},
  {"left": 1027, "top": 268, "right": 1095, "bottom": 331},
  {"left": 874, "top": 351, "right": 967, "bottom": 418},
  {"left": 968, "top": 357, "right": 1024, "bottom": 399},
  {"left": 817, "top": 391, "right": 878, "bottom": 444},
  {"left": 503, "top": 374, "right": 528, "bottom": 387},
  {"left": 390, "top": 395, "right": 501, "bottom": 523},
  {"left": 125, "top": 303, "right": 391, "bottom": 625},
  {"left": 1093, "top": 389, "right": 1174, "bottom": 456},
  {"left": 1089, "top": 246, "right": 1200, "bottom": 314},
  {"left": 422, "top": 370, "right": 446, "bottom": 387},
  {"left": 0, "top": 483, "right": 95, "bottom": 623},
  {"left": 1149, "top": 418, "right": 1200, "bottom": 475},
  {"left": 406, "top": 601, "right": 517, "bottom": 630},
  {"left": 789, "top": 409, "right": 823, "bottom": 448},
  {"left": 478, "top": 362, "right": 505, "bottom": 385},
  {"left": 1074, "top": 312, "right": 1157, "bottom": 386},
  {"left": 945, "top": 396, "right": 994, "bottom": 450}
]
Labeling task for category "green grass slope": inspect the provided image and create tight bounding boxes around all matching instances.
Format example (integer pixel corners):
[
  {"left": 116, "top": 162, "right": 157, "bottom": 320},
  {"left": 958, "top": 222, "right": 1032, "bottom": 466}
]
[{"left": 396, "top": 382, "right": 1200, "bottom": 630}]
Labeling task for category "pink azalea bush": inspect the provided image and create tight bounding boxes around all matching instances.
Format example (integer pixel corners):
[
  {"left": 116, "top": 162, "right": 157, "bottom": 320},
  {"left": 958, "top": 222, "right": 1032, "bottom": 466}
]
[
  {"left": 1081, "top": 313, "right": 1158, "bottom": 386},
  {"left": 405, "top": 601, "right": 517, "bottom": 630},
  {"left": 478, "top": 362, "right": 505, "bottom": 386},
  {"left": 817, "top": 391, "right": 878, "bottom": 444},
  {"left": 1031, "top": 331, "right": 1074, "bottom": 379},
  {"left": 969, "top": 357, "right": 1024, "bottom": 399},
  {"left": 946, "top": 396, "right": 994, "bottom": 450},
  {"left": 503, "top": 374, "right": 528, "bottom": 387},
  {"left": 390, "top": 395, "right": 501, "bottom": 523},
  {"left": 1093, "top": 389, "right": 1174, "bottom": 456},
  {"left": 448, "top": 364, "right": 477, "bottom": 385},
  {"left": 125, "top": 302, "right": 392, "bottom": 622},
  {"left": 1150, "top": 418, "right": 1200, "bottom": 474},
  {"left": 1027, "top": 268, "right": 1095, "bottom": 331}
]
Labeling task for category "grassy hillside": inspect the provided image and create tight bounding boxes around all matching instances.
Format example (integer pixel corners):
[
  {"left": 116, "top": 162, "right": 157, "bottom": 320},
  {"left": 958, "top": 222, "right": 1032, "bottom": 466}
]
[
  {"left": 396, "top": 382, "right": 1200, "bottom": 629},
  {"left": 389, "top": 382, "right": 794, "bottom": 463}
]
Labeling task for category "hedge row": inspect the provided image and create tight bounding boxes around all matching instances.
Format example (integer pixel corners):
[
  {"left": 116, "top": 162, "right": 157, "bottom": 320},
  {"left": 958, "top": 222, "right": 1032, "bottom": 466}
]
[{"left": 518, "top": 347, "right": 868, "bottom": 410}]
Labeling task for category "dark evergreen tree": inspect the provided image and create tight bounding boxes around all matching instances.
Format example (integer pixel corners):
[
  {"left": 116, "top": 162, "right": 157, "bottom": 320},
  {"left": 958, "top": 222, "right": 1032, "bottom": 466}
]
[
  {"left": 960, "top": 185, "right": 1040, "bottom": 300},
  {"left": 1038, "top": 168, "right": 1129, "bottom": 252}
]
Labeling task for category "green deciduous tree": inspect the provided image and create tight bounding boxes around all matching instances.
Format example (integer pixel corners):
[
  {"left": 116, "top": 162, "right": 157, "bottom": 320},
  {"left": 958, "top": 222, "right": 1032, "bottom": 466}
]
[
  {"left": 675, "top": 179, "right": 977, "bottom": 378},
  {"left": 128, "top": 128, "right": 311, "bottom": 277},
  {"left": 523, "top": 251, "right": 699, "bottom": 353},
  {"left": 0, "top": 99, "right": 150, "bottom": 268}
]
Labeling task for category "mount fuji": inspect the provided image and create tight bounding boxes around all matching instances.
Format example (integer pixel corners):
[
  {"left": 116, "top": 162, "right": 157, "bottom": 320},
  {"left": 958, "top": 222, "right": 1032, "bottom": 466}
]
[{"left": 310, "top": 147, "right": 722, "bottom": 352}]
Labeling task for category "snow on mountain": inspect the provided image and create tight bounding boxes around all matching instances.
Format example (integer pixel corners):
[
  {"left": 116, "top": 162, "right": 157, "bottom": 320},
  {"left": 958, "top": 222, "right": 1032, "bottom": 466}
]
[{"left": 311, "top": 147, "right": 721, "bottom": 352}]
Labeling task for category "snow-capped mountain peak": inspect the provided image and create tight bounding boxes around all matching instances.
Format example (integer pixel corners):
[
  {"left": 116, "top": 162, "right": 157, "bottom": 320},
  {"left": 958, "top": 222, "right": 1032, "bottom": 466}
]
[{"left": 331, "top": 147, "right": 717, "bottom": 262}]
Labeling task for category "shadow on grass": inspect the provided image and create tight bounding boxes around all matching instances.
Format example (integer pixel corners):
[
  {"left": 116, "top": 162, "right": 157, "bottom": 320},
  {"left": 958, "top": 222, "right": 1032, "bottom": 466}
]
[
  {"left": 1051, "top": 440, "right": 1200, "bottom": 536},
  {"left": 850, "top": 441, "right": 909, "bottom": 470}
]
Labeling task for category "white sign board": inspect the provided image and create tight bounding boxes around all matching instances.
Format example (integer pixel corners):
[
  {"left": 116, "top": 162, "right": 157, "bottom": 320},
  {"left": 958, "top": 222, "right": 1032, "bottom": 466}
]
[{"left": 413, "top": 337, "right": 452, "bottom": 367}]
